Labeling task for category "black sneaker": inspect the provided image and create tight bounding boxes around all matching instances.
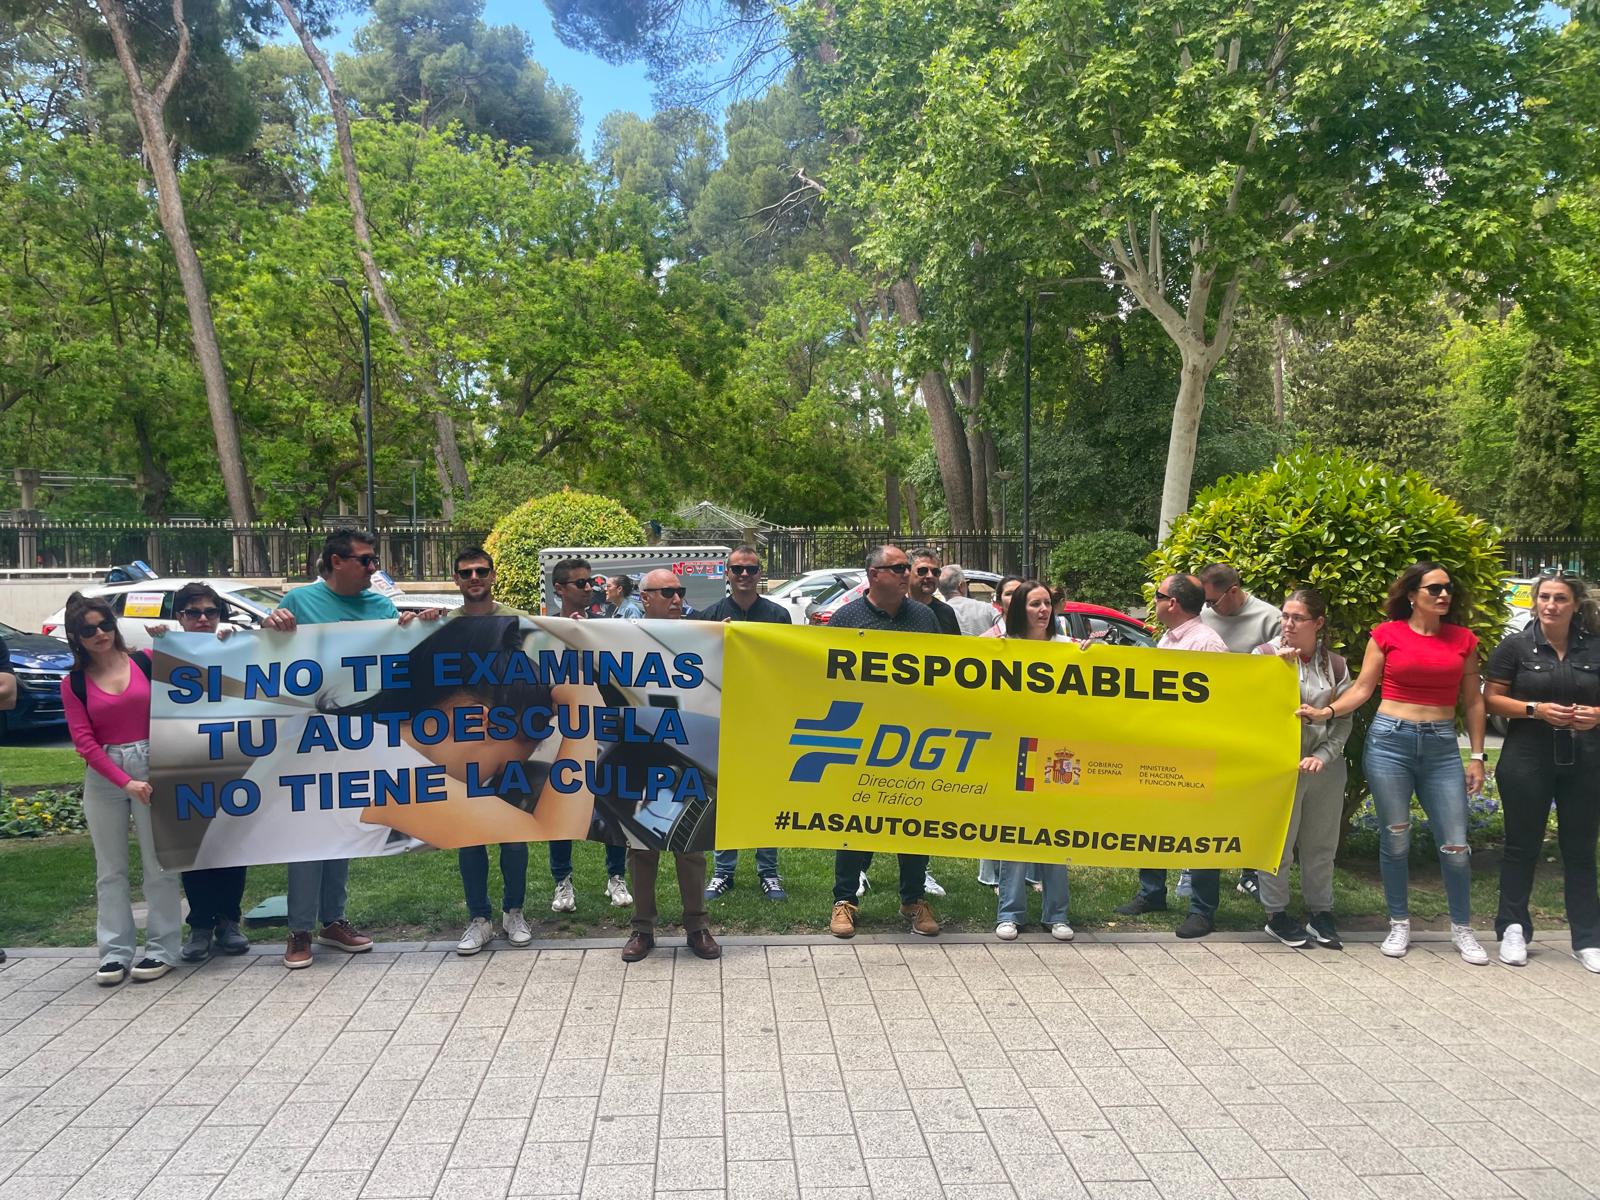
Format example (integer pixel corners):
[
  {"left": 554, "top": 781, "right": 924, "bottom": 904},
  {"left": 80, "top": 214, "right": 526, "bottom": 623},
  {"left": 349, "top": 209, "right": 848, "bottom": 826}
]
[
  {"left": 180, "top": 926, "right": 213, "bottom": 962},
  {"left": 759, "top": 875, "right": 788, "bottom": 901},
  {"left": 1306, "top": 911, "right": 1343, "bottom": 950},
  {"left": 95, "top": 961, "right": 127, "bottom": 987},
  {"left": 703, "top": 874, "right": 735, "bottom": 901},
  {"left": 130, "top": 958, "right": 174, "bottom": 982},
  {"left": 1264, "top": 912, "right": 1309, "bottom": 948},
  {"left": 1114, "top": 894, "right": 1168, "bottom": 916},
  {"left": 214, "top": 920, "right": 250, "bottom": 955},
  {"left": 1175, "top": 913, "right": 1215, "bottom": 939},
  {"left": 1236, "top": 870, "right": 1261, "bottom": 900}
]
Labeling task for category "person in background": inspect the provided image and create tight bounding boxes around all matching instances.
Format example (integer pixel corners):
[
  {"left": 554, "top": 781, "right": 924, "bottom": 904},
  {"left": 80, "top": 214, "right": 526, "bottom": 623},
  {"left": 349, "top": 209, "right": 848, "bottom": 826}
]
[
  {"left": 546, "top": 556, "right": 632, "bottom": 913},
  {"left": 910, "top": 547, "right": 962, "bottom": 636},
  {"left": 1199, "top": 563, "right": 1284, "bottom": 904},
  {"left": 445, "top": 547, "right": 536, "bottom": 955},
  {"left": 60, "top": 593, "right": 181, "bottom": 986},
  {"left": 1484, "top": 570, "right": 1600, "bottom": 970},
  {"left": 939, "top": 565, "right": 997, "bottom": 636},
  {"left": 1254, "top": 588, "right": 1351, "bottom": 949},
  {"left": 694, "top": 546, "right": 789, "bottom": 902},
  {"left": 980, "top": 576, "right": 1023, "bottom": 638},
  {"left": 603, "top": 573, "right": 643, "bottom": 619},
  {"left": 993, "top": 580, "right": 1074, "bottom": 943},
  {"left": 1302, "top": 561, "right": 1490, "bottom": 965}
]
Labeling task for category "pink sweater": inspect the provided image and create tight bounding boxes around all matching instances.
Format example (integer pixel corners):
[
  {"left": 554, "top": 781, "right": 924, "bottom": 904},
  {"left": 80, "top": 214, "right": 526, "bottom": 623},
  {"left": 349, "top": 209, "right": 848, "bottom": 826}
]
[{"left": 60, "top": 659, "right": 151, "bottom": 789}]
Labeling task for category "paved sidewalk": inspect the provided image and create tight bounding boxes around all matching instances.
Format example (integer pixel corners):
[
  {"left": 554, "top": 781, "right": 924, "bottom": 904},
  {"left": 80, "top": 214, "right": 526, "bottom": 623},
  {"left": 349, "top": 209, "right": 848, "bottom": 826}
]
[{"left": 3, "top": 936, "right": 1599, "bottom": 1200}]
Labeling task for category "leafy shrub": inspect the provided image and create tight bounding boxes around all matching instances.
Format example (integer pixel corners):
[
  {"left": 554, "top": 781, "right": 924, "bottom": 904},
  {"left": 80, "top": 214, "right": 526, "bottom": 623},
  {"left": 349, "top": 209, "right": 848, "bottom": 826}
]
[
  {"left": 1047, "top": 530, "right": 1153, "bottom": 610},
  {"left": 2, "top": 788, "right": 86, "bottom": 838},
  {"left": 485, "top": 490, "right": 643, "bottom": 612},
  {"left": 1150, "top": 448, "right": 1506, "bottom": 848}
]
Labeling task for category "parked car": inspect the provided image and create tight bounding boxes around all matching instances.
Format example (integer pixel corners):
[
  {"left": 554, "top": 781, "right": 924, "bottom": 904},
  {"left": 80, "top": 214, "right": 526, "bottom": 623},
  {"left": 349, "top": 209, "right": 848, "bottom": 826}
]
[
  {"left": 0, "top": 619, "right": 73, "bottom": 738},
  {"left": 767, "top": 569, "right": 865, "bottom": 624},
  {"left": 41, "top": 580, "right": 288, "bottom": 651}
]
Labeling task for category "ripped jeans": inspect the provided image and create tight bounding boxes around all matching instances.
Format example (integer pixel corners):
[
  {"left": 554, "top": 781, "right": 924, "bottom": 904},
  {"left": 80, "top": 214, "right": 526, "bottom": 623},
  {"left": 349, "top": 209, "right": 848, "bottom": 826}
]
[{"left": 1364, "top": 715, "right": 1473, "bottom": 925}]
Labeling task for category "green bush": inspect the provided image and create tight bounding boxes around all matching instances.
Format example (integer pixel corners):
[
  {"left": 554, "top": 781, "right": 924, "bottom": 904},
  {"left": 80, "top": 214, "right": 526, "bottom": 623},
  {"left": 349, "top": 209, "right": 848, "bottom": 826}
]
[
  {"left": 485, "top": 489, "right": 643, "bottom": 612},
  {"left": 1047, "top": 530, "right": 1154, "bottom": 610},
  {"left": 2, "top": 788, "right": 86, "bottom": 838},
  {"left": 1150, "top": 448, "right": 1507, "bottom": 848}
]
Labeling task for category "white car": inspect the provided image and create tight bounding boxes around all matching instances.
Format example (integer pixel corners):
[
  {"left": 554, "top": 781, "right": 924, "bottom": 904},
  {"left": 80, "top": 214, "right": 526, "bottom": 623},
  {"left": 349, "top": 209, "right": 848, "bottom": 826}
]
[
  {"left": 765, "top": 569, "right": 865, "bottom": 624},
  {"left": 41, "top": 580, "right": 288, "bottom": 651}
]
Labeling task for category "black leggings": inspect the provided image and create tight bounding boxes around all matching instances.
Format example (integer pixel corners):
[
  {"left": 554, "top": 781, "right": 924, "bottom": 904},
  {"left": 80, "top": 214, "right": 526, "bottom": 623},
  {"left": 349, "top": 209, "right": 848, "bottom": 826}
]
[{"left": 1495, "top": 752, "right": 1600, "bottom": 951}]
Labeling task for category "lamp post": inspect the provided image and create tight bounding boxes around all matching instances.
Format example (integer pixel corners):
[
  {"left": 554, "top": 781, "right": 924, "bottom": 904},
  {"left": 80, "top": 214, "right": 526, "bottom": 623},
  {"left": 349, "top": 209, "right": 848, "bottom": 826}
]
[
  {"left": 403, "top": 458, "right": 421, "bottom": 578},
  {"left": 993, "top": 469, "right": 1014, "bottom": 533},
  {"left": 1022, "top": 298, "right": 1034, "bottom": 578},
  {"left": 328, "top": 277, "right": 375, "bottom": 532}
]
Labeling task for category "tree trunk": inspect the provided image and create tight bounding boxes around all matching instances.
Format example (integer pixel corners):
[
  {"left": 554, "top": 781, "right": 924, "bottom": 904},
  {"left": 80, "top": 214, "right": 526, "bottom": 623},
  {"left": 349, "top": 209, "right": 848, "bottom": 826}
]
[
  {"left": 889, "top": 279, "right": 973, "bottom": 529},
  {"left": 1272, "top": 315, "right": 1287, "bottom": 421},
  {"left": 95, "top": 0, "right": 257, "bottom": 553},
  {"left": 1156, "top": 352, "right": 1212, "bottom": 539},
  {"left": 902, "top": 482, "right": 923, "bottom": 534},
  {"left": 958, "top": 335, "right": 988, "bottom": 528},
  {"left": 881, "top": 401, "right": 901, "bottom": 533},
  {"left": 276, "top": 0, "right": 471, "bottom": 519}
]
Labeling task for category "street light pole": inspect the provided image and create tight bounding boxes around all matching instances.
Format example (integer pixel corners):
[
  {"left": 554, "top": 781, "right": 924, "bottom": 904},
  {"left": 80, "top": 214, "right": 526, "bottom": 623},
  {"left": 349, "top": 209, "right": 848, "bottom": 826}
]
[
  {"left": 360, "top": 289, "right": 375, "bottom": 533},
  {"left": 1022, "top": 297, "right": 1033, "bottom": 578}
]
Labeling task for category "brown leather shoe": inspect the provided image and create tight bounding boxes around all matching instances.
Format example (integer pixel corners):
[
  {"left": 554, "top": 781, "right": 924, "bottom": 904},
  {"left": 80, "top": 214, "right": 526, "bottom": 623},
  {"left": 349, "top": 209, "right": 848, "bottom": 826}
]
[
  {"left": 283, "top": 930, "right": 313, "bottom": 969},
  {"left": 315, "top": 918, "right": 373, "bottom": 953},
  {"left": 901, "top": 900, "right": 940, "bottom": 937},
  {"left": 621, "top": 930, "right": 654, "bottom": 962},
  {"left": 686, "top": 929, "right": 721, "bottom": 960},
  {"left": 830, "top": 900, "right": 858, "bottom": 939}
]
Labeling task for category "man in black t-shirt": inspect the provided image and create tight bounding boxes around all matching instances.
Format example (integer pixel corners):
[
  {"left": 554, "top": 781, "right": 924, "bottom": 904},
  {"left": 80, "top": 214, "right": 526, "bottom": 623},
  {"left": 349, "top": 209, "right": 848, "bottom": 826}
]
[{"left": 910, "top": 547, "right": 962, "bottom": 636}]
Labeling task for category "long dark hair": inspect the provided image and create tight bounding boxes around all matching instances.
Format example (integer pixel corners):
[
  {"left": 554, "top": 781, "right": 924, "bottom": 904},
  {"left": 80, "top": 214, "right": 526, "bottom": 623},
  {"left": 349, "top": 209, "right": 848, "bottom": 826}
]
[
  {"left": 1385, "top": 561, "right": 1466, "bottom": 624},
  {"left": 64, "top": 592, "right": 127, "bottom": 674},
  {"left": 1535, "top": 570, "right": 1600, "bottom": 637},
  {"left": 1004, "top": 579, "right": 1053, "bottom": 640},
  {"left": 1284, "top": 586, "right": 1332, "bottom": 678}
]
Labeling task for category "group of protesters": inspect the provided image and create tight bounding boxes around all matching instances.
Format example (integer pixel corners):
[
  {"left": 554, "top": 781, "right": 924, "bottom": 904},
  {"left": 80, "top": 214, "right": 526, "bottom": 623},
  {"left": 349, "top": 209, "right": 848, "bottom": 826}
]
[{"left": 42, "top": 530, "right": 1600, "bottom": 983}]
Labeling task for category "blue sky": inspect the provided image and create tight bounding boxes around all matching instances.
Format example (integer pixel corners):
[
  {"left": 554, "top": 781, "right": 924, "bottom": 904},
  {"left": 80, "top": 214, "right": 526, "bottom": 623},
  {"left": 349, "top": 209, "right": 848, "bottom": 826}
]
[{"left": 302, "top": 1, "right": 658, "bottom": 154}]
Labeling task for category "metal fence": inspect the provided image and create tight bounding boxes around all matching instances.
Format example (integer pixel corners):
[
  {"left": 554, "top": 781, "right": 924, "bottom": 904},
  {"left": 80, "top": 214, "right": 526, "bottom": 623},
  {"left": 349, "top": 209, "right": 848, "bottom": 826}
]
[
  {"left": 659, "top": 526, "right": 1057, "bottom": 578},
  {"left": 1501, "top": 540, "right": 1600, "bottom": 578}
]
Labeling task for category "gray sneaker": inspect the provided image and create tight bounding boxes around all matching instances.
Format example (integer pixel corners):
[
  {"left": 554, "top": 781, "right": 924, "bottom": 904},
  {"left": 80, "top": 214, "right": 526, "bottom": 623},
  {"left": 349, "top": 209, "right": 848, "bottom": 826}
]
[
  {"left": 456, "top": 917, "right": 495, "bottom": 956},
  {"left": 550, "top": 878, "right": 577, "bottom": 913},
  {"left": 180, "top": 926, "right": 212, "bottom": 963},
  {"left": 502, "top": 909, "right": 533, "bottom": 948}
]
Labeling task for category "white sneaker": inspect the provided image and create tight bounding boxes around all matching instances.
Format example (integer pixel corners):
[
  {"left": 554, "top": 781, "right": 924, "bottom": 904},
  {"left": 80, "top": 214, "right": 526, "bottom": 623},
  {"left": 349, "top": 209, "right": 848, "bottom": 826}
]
[
  {"left": 1577, "top": 948, "right": 1600, "bottom": 973},
  {"left": 1452, "top": 925, "right": 1489, "bottom": 966},
  {"left": 456, "top": 917, "right": 495, "bottom": 956},
  {"left": 1382, "top": 919, "right": 1410, "bottom": 958},
  {"left": 502, "top": 908, "right": 533, "bottom": 948},
  {"left": 856, "top": 871, "right": 870, "bottom": 898},
  {"left": 923, "top": 871, "right": 946, "bottom": 898},
  {"left": 1499, "top": 923, "right": 1528, "bottom": 966},
  {"left": 995, "top": 921, "right": 1019, "bottom": 941},
  {"left": 550, "top": 878, "right": 576, "bottom": 913},
  {"left": 605, "top": 875, "right": 633, "bottom": 907},
  {"left": 1051, "top": 923, "right": 1075, "bottom": 942}
]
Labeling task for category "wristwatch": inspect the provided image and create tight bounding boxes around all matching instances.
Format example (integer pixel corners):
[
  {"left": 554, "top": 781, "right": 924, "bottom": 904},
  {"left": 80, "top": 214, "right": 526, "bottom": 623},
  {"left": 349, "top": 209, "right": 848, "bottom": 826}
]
[
  {"left": 1526, "top": 701, "right": 1538, "bottom": 718},
  {"left": 1469, "top": 752, "right": 1488, "bottom": 762}
]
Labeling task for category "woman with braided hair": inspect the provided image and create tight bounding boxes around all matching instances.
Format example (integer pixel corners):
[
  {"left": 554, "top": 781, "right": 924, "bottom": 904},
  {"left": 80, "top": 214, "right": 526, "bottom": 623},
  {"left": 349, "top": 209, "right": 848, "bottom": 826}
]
[{"left": 1256, "top": 587, "right": 1351, "bottom": 950}]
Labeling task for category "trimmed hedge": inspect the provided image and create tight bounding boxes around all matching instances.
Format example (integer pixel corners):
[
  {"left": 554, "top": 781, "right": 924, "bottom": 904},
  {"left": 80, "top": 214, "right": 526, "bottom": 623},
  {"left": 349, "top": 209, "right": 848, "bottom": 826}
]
[{"left": 485, "top": 490, "right": 643, "bottom": 612}]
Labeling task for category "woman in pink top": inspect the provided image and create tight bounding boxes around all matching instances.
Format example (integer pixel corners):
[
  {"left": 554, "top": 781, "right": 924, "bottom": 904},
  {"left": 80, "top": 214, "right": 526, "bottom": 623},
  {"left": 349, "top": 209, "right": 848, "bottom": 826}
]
[
  {"left": 60, "top": 593, "right": 182, "bottom": 987},
  {"left": 1296, "top": 563, "right": 1489, "bottom": 965}
]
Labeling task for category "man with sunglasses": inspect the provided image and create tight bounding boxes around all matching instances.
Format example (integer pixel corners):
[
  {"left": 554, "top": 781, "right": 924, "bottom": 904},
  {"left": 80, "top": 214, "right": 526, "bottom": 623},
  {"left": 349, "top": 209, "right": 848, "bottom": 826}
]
[
  {"left": 827, "top": 545, "right": 943, "bottom": 939},
  {"left": 1115, "top": 573, "right": 1230, "bottom": 938},
  {"left": 622, "top": 569, "right": 719, "bottom": 961},
  {"left": 442, "top": 548, "right": 538, "bottom": 953},
  {"left": 545, "top": 557, "right": 633, "bottom": 913},
  {"left": 909, "top": 548, "right": 962, "bottom": 637},
  {"left": 691, "top": 546, "right": 789, "bottom": 901}
]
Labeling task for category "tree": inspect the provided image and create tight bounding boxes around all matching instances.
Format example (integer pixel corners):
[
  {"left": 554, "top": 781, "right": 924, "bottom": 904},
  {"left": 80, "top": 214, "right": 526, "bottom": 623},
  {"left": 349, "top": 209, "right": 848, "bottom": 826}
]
[
  {"left": 798, "top": 0, "right": 1554, "bottom": 537},
  {"left": 1502, "top": 338, "right": 1583, "bottom": 537}
]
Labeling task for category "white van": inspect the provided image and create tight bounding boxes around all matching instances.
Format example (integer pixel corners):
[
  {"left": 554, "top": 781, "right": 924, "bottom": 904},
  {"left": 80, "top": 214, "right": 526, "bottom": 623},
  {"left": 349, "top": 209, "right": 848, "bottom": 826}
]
[{"left": 538, "top": 546, "right": 731, "bottom": 615}]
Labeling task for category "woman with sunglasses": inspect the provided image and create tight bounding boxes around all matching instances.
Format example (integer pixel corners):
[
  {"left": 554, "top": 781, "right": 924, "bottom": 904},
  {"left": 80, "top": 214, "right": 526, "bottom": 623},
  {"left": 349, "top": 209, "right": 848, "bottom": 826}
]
[
  {"left": 60, "top": 592, "right": 183, "bottom": 986},
  {"left": 1483, "top": 571, "right": 1600, "bottom": 970},
  {"left": 993, "top": 579, "right": 1074, "bottom": 942},
  {"left": 1297, "top": 562, "right": 1489, "bottom": 963},
  {"left": 147, "top": 583, "right": 251, "bottom": 962}
]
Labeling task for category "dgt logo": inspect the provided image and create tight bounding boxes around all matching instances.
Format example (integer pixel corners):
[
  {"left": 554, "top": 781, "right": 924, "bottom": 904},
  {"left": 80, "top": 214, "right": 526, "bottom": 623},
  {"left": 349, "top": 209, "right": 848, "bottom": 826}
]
[{"left": 787, "top": 700, "right": 991, "bottom": 783}]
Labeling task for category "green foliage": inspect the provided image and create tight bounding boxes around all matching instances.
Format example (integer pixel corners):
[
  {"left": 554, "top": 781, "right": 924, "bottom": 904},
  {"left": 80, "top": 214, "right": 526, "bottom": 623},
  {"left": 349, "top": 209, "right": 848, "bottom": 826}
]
[
  {"left": 456, "top": 461, "right": 569, "bottom": 531},
  {"left": 1502, "top": 338, "right": 1583, "bottom": 537},
  {"left": 1, "top": 789, "right": 86, "bottom": 839},
  {"left": 1048, "top": 531, "right": 1153, "bottom": 611},
  {"left": 484, "top": 490, "right": 642, "bottom": 611}
]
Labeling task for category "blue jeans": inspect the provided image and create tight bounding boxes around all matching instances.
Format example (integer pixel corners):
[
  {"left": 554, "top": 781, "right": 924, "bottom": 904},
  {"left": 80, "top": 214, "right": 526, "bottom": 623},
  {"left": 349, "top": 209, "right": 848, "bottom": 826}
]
[
  {"left": 1137, "top": 868, "right": 1219, "bottom": 918},
  {"left": 459, "top": 843, "right": 529, "bottom": 920},
  {"left": 287, "top": 859, "right": 348, "bottom": 933},
  {"left": 548, "top": 840, "right": 627, "bottom": 881},
  {"left": 713, "top": 848, "right": 779, "bottom": 879},
  {"left": 1364, "top": 715, "right": 1473, "bottom": 925},
  {"left": 998, "top": 862, "right": 1069, "bottom": 926}
]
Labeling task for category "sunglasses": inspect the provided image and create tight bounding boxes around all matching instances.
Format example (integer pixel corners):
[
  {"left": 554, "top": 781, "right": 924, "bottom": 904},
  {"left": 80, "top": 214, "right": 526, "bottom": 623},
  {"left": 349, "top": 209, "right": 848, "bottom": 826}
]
[
  {"left": 1420, "top": 582, "right": 1454, "bottom": 596},
  {"left": 558, "top": 577, "right": 594, "bottom": 589},
  {"left": 78, "top": 618, "right": 115, "bottom": 638},
  {"left": 728, "top": 564, "right": 760, "bottom": 576},
  {"left": 1153, "top": 591, "right": 1172, "bottom": 602},
  {"left": 872, "top": 563, "right": 912, "bottom": 575},
  {"left": 914, "top": 566, "right": 940, "bottom": 577},
  {"left": 643, "top": 586, "right": 686, "bottom": 599},
  {"left": 456, "top": 566, "right": 492, "bottom": 579},
  {"left": 340, "top": 553, "right": 380, "bottom": 568},
  {"left": 179, "top": 607, "right": 222, "bottom": 621}
]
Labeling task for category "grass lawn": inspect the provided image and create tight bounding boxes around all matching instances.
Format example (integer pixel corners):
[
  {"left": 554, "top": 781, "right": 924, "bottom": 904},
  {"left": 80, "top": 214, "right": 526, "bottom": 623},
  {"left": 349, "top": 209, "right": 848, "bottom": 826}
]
[{"left": 0, "top": 742, "right": 81, "bottom": 789}]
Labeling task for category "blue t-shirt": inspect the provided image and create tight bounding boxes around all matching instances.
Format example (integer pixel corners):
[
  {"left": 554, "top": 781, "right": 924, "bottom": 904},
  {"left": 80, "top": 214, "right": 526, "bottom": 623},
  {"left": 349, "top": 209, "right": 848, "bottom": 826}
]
[{"left": 278, "top": 579, "right": 399, "bottom": 625}]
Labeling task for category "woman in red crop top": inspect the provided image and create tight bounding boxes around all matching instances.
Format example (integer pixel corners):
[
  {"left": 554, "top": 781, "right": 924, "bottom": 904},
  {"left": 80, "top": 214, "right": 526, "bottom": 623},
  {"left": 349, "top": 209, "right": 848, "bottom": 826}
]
[{"left": 1295, "top": 562, "right": 1488, "bottom": 965}]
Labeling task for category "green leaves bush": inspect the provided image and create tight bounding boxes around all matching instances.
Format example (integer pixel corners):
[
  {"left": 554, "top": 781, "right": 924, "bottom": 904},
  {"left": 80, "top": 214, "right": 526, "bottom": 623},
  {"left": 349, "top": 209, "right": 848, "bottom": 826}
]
[
  {"left": 485, "top": 490, "right": 643, "bottom": 612},
  {"left": 1048, "top": 531, "right": 1154, "bottom": 611},
  {"left": 2, "top": 789, "right": 86, "bottom": 838}
]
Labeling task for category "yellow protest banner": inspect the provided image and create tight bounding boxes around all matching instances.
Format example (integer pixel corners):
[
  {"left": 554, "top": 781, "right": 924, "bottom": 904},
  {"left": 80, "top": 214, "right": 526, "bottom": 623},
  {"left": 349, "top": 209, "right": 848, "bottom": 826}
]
[{"left": 718, "top": 623, "right": 1301, "bottom": 868}]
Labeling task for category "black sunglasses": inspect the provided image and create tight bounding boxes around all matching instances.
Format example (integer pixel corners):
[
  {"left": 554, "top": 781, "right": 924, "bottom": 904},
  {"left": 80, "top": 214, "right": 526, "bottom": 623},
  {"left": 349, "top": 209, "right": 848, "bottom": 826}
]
[
  {"left": 179, "top": 607, "right": 222, "bottom": 621},
  {"left": 78, "top": 618, "right": 116, "bottom": 637},
  {"left": 456, "top": 566, "right": 492, "bottom": 579},
  {"left": 558, "top": 577, "right": 594, "bottom": 589},
  {"left": 872, "top": 563, "right": 912, "bottom": 575},
  {"left": 914, "top": 566, "right": 940, "bottom": 577},
  {"left": 643, "top": 586, "right": 686, "bottom": 599},
  {"left": 1153, "top": 591, "right": 1172, "bottom": 602},
  {"left": 340, "top": 553, "right": 380, "bottom": 568},
  {"left": 1420, "top": 582, "right": 1454, "bottom": 596},
  {"left": 728, "top": 564, "right": 760, "bottom": 576}
]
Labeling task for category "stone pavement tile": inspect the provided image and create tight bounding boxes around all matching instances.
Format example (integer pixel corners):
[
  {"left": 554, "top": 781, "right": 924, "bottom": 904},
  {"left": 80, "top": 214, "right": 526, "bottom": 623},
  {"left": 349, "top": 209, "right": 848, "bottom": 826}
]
[
  {"left": 469, "top": 1077, "right": 539, "bottom": 1122},
  {"left": 657, "top": 1090, "right": 720, "bottom": 1140},
  {"left": 575, "top": 1163, "right": 653, "bottom": 1200},
  {"left": 289, "top": 1066, "right": 371, "bottom": 1108},
  {"left": 255, "top": 1102, "right": 347, "bottom": 1148},
  {"left": 1154, "top": 1085, "right": 1243, "bottom": 1131},
  {"left": 662, "top": 1054, "right": 719, "bottom": 1094},
  {"left": 840, "top": 1070, "right": 907, "bottom": 1111},
  {"left": 1223, "top": 1181, "right": 1312, "bottom": 1199},
  {"left": 1498, "top": 1168, "right": 1591, "bottom": 1200},
  {"left": 0, "top": 1106, "right": 84, "bottom": 1154},
  {"left": 1224, "top": 1105, "right": 1321, "bottom": 1151},
  {"left": 1082, "top": 1184, "right": 1162, "bottom": 1199},
  {"left": 1267, "top": 1150, "right": 1378, "bottom": 1200},
  {"left": 133, "top": 1177, "right": 222, "bottom": 1200},
  {"left": 1001, "top": 1151, "right": 1090, "bottom": 1200},
  {"left": 861, "top": 1155, "right": 939, "bottom": 1200},
  {"left": 727, "top": 1158, "right": 797, "bottom": 1200},
  {"left": 303, "top": 1121, "right": 392, "bottom": 1173},
  {"left": 447, "top": 1117, "right": 525, "bottom": 1168},
  {"left": 791, "top": 1135, "right": 866, "bottom": 1189},
  {"left": 655, "top": 1135, "right": 723, "bottom": 1191},
  {"left": 14, "top": 1124, "right": 121, "bottom": 1176},
  {"left": 508, "top": 1142, "right": 587, "bottom": 1196},
  {"left": 165, "top": 1124, "right": 258, "bottom": 1175},
  {"left": 386, "top": 1098, "right": 470, "bottom": 1147},
  {"left": 526, "top": 1096, "right": 598, "bottom": 1144},
  {"left": 339, "top": 1080, "right": 419, "bottom": 1125},
  {"left": 724, "top": 1071, "right": 785, "bottom": 1114},
  {"left": 1183, "top": 1129, "right": 1281, "bottom": 1180},
  {"left": 359, "top": 1142, "right": 450, "bottom": 1199},
  {"left": 1438, "top": 1120, "right": 1550, "bottom": 1172},
  {"left": 1073, "top": 1067, "right": 1156, "bottom": 1108},
  {"left": 0, "top": 1179, "right": 74, "bottom": 1200},
  {"left": 907, "top": 1087, "right": 982, "bottom": 1134},
  {"left": 926, "top": 1131, "right": 1008, "bottom": 1186},
  {"left": 527, "top": 1060, "right": 600, "bottom": 1101},
  {"left": 1030, "top": 1085, "right": 1110, "bottom": 1131},
  {"left": 1362, "top": 1178, "right": 1452, "bottom": 1200},
  {"left": 780, "top": 1054, "right": 842, "bottom": 1094},
  {"left": 210, "top": 1145, "right": 311, "bottom": 1200},
  {"left": 1054, "top": 1130, "right": 1144, "bottom": 1183},
  {"left": 1346, "top": 1102, "right": 1451, "bottom": 1149},
  {"left": 1104, "top": 1106, "right": 1191, "bottom": 1154},
  {"left": 1136, "top": 1150, "right": 1232, "bottom": 1200},
  {"left": 434, "top": 1167, "right": 513, "bottom": 1200},
  {"left": 976, "top": 1107, "right": 1052, "bottom": 1158},
  {"left": 892, "top": 1049, "right": 961, "bottom": 1089},
  {"left": 1514, "top": 1140, "right": 1600, "bottom": 1192},
  {"left": 787, "top": 1091, "right": 852, "bottom": 1138},
  {"left": 284, "top": 1172, "right": 368, "bottom": 1200},
  {"left": 584, "top": 1113, "right": 654, "bottom": 1166}
]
